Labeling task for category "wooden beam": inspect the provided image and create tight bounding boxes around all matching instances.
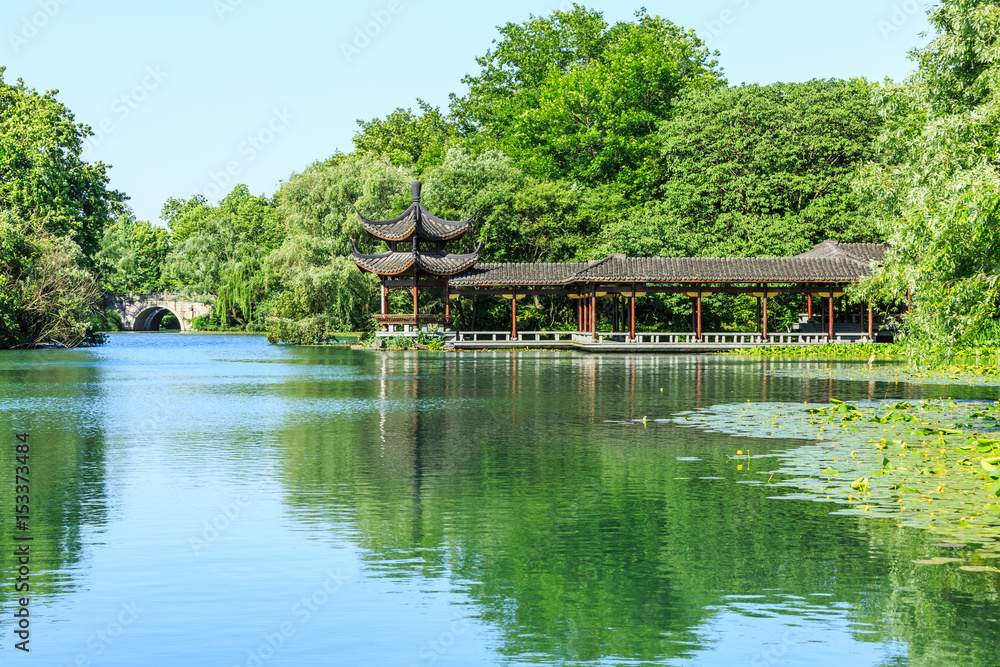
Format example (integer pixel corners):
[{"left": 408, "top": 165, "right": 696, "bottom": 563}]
[{"left": 386, "top": 279, "right": 447, "bottom": 288}]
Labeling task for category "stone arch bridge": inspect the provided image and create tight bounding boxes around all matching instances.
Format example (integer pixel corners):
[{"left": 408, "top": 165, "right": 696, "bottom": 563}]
[{"left": 104, "top": 293, "right": 213, "bottom": 332}]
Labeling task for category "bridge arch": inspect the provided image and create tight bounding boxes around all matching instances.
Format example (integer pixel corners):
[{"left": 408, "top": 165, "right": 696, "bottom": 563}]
[
  {"left": 132, "top": 306, "right": 181, "bottom": 331},
  {"left": 105, "top": 293, "right": 213, "bottom": 332}
]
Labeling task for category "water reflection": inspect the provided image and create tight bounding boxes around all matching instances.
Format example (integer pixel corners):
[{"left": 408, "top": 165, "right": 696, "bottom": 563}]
[{"left": 0, "top": 337, "right": 997, "bottom": 666}]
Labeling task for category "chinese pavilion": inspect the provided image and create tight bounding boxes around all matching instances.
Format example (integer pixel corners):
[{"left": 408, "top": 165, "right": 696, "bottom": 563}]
[
  {"left": 352, "top": 182, "right": 891, "bottom": 342},
  {"left": 351, "top": 181, "right": 478, "bottom": 328}
]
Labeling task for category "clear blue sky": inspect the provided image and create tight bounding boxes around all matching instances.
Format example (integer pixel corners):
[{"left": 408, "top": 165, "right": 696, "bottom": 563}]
[{"left": 2, "top": 0, "right": 933, "bottom": 225}]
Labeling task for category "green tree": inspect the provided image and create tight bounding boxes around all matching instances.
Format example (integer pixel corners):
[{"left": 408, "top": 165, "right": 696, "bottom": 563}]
[
  {"left": 96, "top": 212, "right": 170, "bottom": 294},
  {"left": 160, "top": 194, "right": 214, "bottom": 245},
  {"left": 217, "top": 184, "right": 283, "bottom": 251},
  {"left": 276, "top": 153, "right": 413, "bottom": 251},
  {"left": 649, "top": 79, "right": 883, "bottom": 258},
  {"left": 353, "top": 100, "right": 456, "bottom": 175},
  {"left": 0, "top": 212, "right": 105, "bottom": 348},
  {"left": 263, "top": 235, "right": 379, "bottom": 341},
  {"left": 424, "top": 148, "right": 603, "bottom": 263},
  {"left": 854, "top": 0, "right": 1000, "bottom": 359},
  {"left": 0, "top": 68, "right": 125, "bottom": 258},
  {"left": 451, "top": 6, "right": 723, "bottom": 195}
]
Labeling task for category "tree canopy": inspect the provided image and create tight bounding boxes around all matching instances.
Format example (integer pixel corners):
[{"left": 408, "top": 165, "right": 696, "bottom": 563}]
[
  {"left": 451, "top": 6, "right": 724, "bottom": 196},
  {"left": 853, "top": 0, "right": 1000, "bottom": 358},
  {"left": 0, "top": 67, "right": 125, "bottom": 259}
]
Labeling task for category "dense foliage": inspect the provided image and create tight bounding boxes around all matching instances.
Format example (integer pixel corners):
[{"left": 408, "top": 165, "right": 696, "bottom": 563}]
[
  {"left": 853, "top": 0, "right": 1000, "bottom": 360},
  {"left": 0, "top": 69, "right": 124, "bottom": 347},
  {"left": 16, "top": 3, "right": 996, "bottom": 352}
]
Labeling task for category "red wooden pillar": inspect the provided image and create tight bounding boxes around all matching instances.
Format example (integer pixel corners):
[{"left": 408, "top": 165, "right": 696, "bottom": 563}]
[
  {"left": 868, "top": 303, "right": 874, "bottom": 340},
  {"left": 629, "top": 286, "right": 636, "bottom": 340},
  {"left": 762, "top": 285, "right": 769, "bottom": 341},
  {"left": 807, "top": 293, "right": 813, "bottom": 319},
  {"left": 380, "top": 279, "right": 388, "bottom": 331},
  {"left": 511, "top": 287, "right": 517, "bottom": 339},
  {"left": 411, "top": 277, "right": 418, "bottom": 326},
  {"left": 444, "top": 284, "right": 450, "bottom": 325},
  {"left": 828, "top": 290, "right": 835, "bottom": 339},
  {"left": 906, "top": 290, "right": 911, "bottom": 313},
  {"left": 696, "top": 286, "right": 703, "bottom": 340},
  {"left": 590, "top": 286, "right": 597, "bottom": 341}
]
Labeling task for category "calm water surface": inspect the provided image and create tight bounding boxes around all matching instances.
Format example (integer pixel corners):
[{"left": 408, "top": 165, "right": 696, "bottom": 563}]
[{"left": 0, "top": 334, "right": 998, "bottom": 666}]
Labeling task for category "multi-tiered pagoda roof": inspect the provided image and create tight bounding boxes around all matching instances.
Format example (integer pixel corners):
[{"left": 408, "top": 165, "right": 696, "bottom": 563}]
[{"left": 351, "top": 181, "right": 477, "bottom": 277}]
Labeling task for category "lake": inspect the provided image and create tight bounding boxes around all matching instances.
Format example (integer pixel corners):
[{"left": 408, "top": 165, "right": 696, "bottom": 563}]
[{"left": 1, "top": 333, "right": 998, "bottom": 666}]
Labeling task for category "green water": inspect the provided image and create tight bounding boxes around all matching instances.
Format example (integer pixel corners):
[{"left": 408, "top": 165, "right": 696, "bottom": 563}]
[{"left": 0, "top": 334, "right": 997, "bottom": 666}]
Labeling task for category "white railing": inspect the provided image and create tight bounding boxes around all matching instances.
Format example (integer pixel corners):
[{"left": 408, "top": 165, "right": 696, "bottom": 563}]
[
  {"left": 451, "top": 331, "right": 868, "bottom": 345},
  {"left": 454, "top": 330, "right": 575, "bottom": 342}
]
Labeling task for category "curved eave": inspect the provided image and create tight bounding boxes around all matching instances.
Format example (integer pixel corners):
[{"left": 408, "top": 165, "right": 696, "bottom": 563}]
[
  {"left": 351, "top": 244, "right": 480, "bottom": 276},
  {"left": 358, "top": 203, "right": 472, "bottom": 242}
]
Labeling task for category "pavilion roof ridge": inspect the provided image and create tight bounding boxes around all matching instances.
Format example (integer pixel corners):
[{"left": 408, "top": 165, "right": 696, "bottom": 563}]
[{"left": 354, "top": 181, "right": 473, "bottom": 242}]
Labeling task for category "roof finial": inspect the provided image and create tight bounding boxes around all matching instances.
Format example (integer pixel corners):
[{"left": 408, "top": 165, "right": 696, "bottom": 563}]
[{"left": 412, "top": 181, "right": 422, "bottom": 203}]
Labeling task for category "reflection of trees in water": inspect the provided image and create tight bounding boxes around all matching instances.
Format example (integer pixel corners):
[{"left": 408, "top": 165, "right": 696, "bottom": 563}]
[
  {"left": 0, "top": 357, "right": 111, "bottom": 603},
  {"left": 275, "top": 352, "right": 1000, "bottom": 664}
]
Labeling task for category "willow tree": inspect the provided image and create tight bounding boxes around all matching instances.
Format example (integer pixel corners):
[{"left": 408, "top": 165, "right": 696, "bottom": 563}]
[{"left": 854, "top": 1, "right": 1000, "bottom": 359}]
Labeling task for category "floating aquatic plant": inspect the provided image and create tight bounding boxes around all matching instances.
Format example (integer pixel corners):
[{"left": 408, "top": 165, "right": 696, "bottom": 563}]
[{"left": 672, "top": 399, "right": 1000, "bottom": 563}]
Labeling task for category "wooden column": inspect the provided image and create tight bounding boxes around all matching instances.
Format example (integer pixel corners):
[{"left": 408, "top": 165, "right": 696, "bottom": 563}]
[
  {"left": 907, "top": 290, "right": 911, "bottom": 313},
  {"left": 828, "top": 289, "right": 835, "bottom": 339},
  {"left": 756, "top": 295, "right": 762, "bottom": 334},
  {"left": 629, "top": 285, "right": 636, "bottom": 341},
  {"left": 868, "top": 303, "right": 874, "bottom": 341},
  {"left": 590, "top": 285, "right": 597, "bottom": 341},
  {"left": 696, "top": 286, "right": 703, "bottom": 340},
  {"left": 613, "top": 294, "right": 620, "bottom": 332},
  {"left": 807, "top": 293, "right": 813, "bottom": 319},
  {"left": 762, "top": 284, "right": 769, "bottom": 341},
  {"left": 821, "top": 292, "right": 827, "bottom": 337},
  {"left": 511, "top": 287, "right": 517, "bottom": 340},
  {"left": 380, "top": 279, "right": 388, "bottom": 331},
  {"left": 412, "top": 276, "right": 418, "bottom": 325},
  {"left": 444, "top": 284, "right": 450, "bottom": 324}
]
